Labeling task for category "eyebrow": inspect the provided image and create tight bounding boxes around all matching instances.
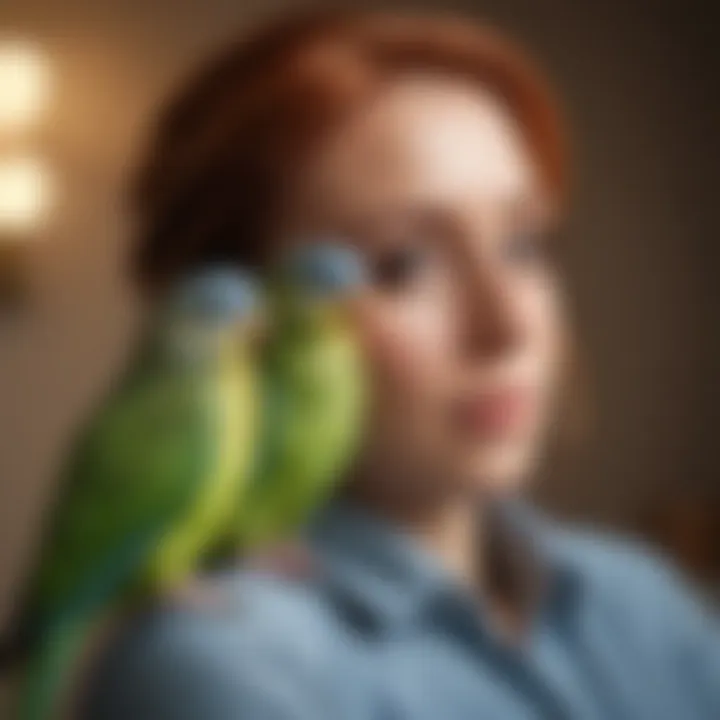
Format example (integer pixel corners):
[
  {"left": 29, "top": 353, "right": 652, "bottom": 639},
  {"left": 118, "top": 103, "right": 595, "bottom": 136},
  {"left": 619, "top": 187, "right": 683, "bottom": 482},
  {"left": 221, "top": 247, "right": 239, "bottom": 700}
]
[
  {"left": 322, "top": 204, "right": 430, "bottom": 251},
  {"left": 312, "top": 185, "right": 557, "bottom": 255}
]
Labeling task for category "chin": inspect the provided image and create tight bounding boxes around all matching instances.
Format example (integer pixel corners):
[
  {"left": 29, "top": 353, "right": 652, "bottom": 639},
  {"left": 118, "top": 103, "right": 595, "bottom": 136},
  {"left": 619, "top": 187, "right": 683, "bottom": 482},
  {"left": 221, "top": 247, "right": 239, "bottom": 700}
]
[{"left": 457, "top": 441, "right": 537, "bottom": 496}]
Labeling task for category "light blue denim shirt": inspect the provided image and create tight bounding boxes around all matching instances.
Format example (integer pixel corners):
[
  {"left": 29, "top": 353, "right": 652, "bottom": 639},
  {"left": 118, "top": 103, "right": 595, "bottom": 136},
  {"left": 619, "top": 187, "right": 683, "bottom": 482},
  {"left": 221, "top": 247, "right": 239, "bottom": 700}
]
[{"left": 82, "top": 499, "right": 720, "bottom": 720}]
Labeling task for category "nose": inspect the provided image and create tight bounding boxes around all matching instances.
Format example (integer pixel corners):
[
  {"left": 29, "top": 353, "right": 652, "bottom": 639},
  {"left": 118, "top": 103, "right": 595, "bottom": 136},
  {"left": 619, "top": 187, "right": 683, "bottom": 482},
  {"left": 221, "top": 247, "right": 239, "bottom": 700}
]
[{"left": 457, "top": 258, "right": 525, "bottom": 362}]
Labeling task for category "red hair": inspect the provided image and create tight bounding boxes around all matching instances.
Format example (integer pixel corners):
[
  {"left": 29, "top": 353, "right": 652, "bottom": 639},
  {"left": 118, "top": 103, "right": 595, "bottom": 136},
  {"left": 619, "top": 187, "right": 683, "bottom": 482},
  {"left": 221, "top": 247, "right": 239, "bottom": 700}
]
[{"left": 131, "top": 6, "right": 568, "bottom": 293}]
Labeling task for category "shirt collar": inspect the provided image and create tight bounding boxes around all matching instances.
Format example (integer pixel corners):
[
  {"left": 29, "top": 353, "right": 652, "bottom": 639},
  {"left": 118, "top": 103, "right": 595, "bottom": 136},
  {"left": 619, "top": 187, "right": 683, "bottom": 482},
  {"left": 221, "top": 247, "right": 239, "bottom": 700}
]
[
  {"left": 305, "top": 496, "right": 583, "bottom": 636},
  {"left": 306, "top": 498, "right": 446, "bottom": 632}
]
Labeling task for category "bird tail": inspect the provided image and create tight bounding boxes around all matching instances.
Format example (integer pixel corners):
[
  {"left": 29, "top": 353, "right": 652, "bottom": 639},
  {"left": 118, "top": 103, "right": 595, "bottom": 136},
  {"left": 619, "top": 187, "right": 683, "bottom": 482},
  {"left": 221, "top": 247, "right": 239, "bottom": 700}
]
[{"left": 17, "top": 614, "right": 89, "bottom": 720}]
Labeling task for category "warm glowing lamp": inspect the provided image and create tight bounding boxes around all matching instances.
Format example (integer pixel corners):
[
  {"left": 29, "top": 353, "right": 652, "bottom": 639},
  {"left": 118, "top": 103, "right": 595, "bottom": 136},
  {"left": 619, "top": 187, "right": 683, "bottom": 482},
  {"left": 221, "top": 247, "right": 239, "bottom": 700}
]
[
  {"left": 0, "top": 39, "right": 52, "bottom": 133},
  {"left": 0, "top": 156, "right": 53, "bottom": 234},
  {"left": 0, "top": 156, "right": 54, "bottom": 308},
  {"left": 0, "top": 39, "right": 54, "bottom": 309}
]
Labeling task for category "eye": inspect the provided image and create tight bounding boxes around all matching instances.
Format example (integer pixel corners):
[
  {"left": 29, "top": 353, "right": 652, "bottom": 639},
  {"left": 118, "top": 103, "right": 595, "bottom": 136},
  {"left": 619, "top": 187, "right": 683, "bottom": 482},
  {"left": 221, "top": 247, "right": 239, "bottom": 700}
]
[{"left": 370, "top": 243, "right": 434, "bottom": 291}]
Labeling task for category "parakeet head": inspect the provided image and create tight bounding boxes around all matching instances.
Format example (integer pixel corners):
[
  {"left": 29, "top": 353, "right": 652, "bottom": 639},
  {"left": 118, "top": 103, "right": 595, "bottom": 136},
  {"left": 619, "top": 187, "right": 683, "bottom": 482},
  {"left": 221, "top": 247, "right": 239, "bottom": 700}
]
[
  {"left": 270, "top": 242, "right": 369, "bottom": 336},
  {"left": 159, "top": 265, "right": 263, "bottom": 362},
  {"left": 166, "top": 266, "right": 261, "bottom": 321},
  {"left": 273, "top": 242, "right": 368, "bottom": 327},
  {"left": 280, "top": 242, "right": 368, "bottom": 300}
]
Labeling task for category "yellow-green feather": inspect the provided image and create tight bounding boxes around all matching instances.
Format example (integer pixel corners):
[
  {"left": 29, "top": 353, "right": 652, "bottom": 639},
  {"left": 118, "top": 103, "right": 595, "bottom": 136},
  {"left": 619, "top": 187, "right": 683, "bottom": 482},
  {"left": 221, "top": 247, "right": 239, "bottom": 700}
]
[
  {"left": 237, "top": 304, "right": 366, "bottom": 549},
  {"left": 148, "top": 341, "right": 257, "bottom": 588}
]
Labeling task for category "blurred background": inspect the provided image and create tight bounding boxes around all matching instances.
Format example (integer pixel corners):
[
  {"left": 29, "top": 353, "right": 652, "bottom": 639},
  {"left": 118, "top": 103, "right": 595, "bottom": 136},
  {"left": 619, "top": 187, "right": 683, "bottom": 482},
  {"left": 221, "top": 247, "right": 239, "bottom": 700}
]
[{"left": 0, "top": 0, "right": 717, "bottom": 646}]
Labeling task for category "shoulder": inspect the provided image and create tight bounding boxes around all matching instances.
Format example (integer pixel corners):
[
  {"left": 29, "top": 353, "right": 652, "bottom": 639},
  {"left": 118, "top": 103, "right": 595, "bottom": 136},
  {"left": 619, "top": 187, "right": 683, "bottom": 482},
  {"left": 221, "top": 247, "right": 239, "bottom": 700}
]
[
  {"left": 547, "top": 520, "right": 717, "bottom": 634},
  {"left": 131, "top": 567, "right": 341, "bottom": 664},
  {"left": 550, "top": 521, "right": 719, "bottom": 708},
  {"left": 80, "top": 569, "right": 349, "bottom": 720},
  {"left": 550, "top": 522, "right": 694, "bottom": 593}
]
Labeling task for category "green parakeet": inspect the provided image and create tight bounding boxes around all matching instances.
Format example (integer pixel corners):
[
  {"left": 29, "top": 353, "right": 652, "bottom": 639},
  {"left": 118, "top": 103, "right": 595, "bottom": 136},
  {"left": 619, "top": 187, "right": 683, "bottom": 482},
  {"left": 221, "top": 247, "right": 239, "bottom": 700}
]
[
  {"left": 235, "top": 242, "right": 369, "bottom": 551},
  {"left": 12, "top": 266, "right": 261, "bottom": 720}
]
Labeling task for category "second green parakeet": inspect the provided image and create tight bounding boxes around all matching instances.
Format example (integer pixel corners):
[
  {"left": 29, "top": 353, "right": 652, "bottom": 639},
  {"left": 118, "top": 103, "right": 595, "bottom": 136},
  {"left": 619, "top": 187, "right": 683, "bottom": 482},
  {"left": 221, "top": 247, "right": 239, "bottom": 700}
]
[{"left": 234, "top": 242, "right": 369, "bottom": 551}]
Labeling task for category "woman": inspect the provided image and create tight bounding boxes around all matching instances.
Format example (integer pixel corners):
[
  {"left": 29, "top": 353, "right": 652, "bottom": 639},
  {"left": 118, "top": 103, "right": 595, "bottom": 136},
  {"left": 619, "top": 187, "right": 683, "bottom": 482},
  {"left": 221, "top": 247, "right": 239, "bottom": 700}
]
[{"left": 82, "top": 8, "right": 719, "bottom": 719}]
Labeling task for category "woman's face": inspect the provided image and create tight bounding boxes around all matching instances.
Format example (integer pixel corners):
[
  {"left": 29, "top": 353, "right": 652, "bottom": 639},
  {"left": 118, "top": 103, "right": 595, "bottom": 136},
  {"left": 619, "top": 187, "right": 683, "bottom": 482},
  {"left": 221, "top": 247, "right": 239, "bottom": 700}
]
[{"left": 282, "top": 76, "right": 566, "bottom": 507}]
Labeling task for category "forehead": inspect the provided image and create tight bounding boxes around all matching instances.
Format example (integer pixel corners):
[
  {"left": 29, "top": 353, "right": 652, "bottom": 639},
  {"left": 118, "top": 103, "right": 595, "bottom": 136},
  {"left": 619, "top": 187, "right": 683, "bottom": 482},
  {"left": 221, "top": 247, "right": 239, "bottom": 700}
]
[{"left": 298, "top": 74, "right": 539, "bottom": 216}]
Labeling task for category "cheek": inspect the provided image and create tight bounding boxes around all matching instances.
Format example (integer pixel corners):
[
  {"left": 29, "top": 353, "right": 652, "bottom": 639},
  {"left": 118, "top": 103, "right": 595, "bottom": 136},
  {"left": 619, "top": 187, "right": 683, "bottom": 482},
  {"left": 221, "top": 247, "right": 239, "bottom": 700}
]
[
  {"left": 356, "top": 294, "right": 455, "bottom": 404},
  {"left": 522, "top": 277, "right": 565, "bottom": 398}
]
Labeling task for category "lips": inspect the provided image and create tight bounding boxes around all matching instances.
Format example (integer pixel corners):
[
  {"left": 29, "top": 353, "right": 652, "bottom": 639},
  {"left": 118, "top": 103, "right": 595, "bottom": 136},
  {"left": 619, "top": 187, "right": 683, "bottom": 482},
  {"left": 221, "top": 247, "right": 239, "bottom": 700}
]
[{"left": 453, "top": 385, "right": 535, "bottom": 437}]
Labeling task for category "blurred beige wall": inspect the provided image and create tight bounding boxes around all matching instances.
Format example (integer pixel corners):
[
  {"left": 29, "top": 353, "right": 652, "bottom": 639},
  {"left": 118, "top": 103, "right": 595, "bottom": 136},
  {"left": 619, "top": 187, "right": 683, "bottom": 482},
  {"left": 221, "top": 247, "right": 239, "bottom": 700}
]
[{"left": 1, "top": 0, "right": 717, "bottom": 632}]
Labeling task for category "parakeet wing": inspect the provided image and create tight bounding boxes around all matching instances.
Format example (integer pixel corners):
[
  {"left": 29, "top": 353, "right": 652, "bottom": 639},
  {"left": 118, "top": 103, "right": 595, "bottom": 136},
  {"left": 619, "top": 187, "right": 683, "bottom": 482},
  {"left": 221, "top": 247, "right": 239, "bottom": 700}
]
[
  {"left": 238, "top": 311, "right": 365, "bottom": 548},
  {"left": 30, "top": 365, "right": 218, "bottom": 618}
]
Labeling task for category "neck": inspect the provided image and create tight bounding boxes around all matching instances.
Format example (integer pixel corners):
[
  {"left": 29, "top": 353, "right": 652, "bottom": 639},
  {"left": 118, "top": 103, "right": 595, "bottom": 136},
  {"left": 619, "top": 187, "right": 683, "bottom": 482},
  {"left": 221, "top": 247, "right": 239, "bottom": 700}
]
[
  {"left": 344, "top": 482, "right": 485, "bottom": 593},
  {"left": 409, "top": 498, "right": 484, "bottom": 593},
  {"left": 343, "top": 476, "right": 539, "bottom": 643}
]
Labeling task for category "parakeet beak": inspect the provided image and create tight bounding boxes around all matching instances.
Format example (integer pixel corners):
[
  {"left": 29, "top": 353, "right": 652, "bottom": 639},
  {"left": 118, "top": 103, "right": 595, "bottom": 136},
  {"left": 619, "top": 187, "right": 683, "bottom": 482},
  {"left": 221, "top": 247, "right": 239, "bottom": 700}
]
[
  {"left": 313, "top": 302, "right": 346, "bottom": 329},
  {"left": 319, "top": 284, "right": 370, "bottom": 323}
]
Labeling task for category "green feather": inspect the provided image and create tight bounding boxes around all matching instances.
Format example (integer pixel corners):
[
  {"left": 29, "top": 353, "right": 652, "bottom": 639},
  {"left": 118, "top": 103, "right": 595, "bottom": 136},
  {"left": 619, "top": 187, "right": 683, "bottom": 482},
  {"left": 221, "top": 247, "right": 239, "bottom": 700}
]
[
  {"left": 18, "top": 612, "right": 87, "bottom": 720},
  {"left": 234, "top": 285, "right": 366, "bottom": 550}
]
